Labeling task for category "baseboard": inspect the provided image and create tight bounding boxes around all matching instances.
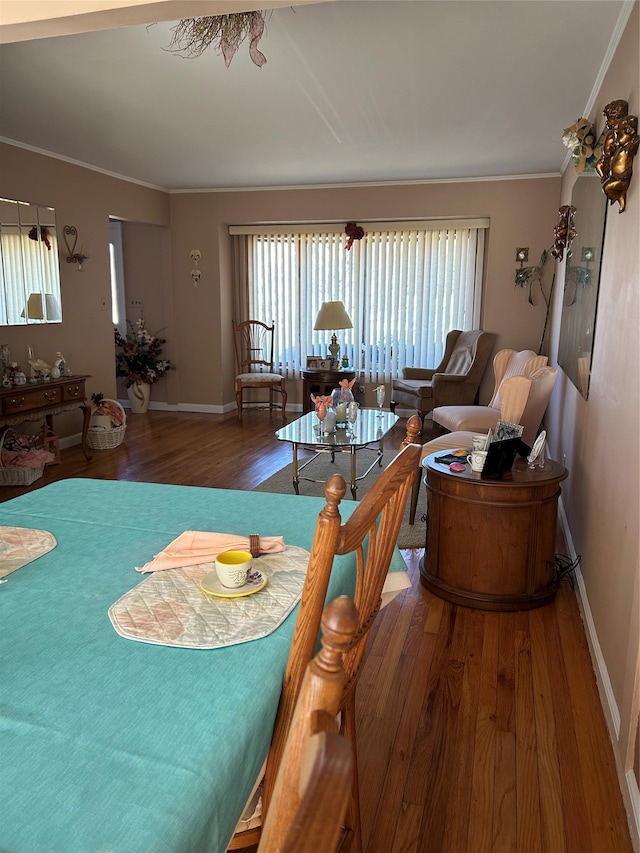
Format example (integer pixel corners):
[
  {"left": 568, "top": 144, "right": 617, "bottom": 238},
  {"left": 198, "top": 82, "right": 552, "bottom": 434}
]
[{"left": 558, "top": 498, "right": 638, "bottom": 850}]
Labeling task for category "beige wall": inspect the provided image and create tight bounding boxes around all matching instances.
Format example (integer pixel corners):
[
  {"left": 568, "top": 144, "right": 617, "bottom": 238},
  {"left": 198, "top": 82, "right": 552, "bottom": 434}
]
[
  {"left": 0, "top": 143, "right": 170, "bottom": 431},
  {"left": 169, "top": 177, "right": 559, "bottom": 408},
  {"left": 546, "top": 3, "right": 639, "bottom": 838}
]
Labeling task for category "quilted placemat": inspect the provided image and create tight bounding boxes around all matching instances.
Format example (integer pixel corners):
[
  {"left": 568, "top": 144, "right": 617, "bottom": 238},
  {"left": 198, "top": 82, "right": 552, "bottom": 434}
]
[
  {"left": 0, "top": 526, "right": 57, "bottom": 579},
  {"left": 108, "top": 545, "right": 311, "bottom": 649}
]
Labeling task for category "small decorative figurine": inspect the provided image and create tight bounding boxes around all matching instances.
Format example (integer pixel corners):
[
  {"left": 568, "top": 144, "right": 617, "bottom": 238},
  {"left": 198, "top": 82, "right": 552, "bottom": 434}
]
[
  {"left": 595, "top": 99, "right": 639, "bottom": 213},
  {"left": 551, "top": 205, "right": 577, "bottom": 261}
]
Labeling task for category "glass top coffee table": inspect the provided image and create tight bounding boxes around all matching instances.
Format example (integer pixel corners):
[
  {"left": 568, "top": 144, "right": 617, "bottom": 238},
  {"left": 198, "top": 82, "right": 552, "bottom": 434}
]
[{"left": 275, "top": 408, "right": 399, "bottom": 499}]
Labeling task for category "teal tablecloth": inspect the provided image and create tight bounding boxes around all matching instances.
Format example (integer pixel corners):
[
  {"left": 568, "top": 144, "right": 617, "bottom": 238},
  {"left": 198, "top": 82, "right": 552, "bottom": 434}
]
[{"left": 0, "top": 478, "right": 406, "bottom": 853}]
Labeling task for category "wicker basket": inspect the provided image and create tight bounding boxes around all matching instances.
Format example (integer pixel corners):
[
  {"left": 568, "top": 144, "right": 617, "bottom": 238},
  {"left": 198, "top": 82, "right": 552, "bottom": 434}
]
[
  {"left": 87, "top": 399, "right": 127, "bottom": 450},
  {"left": 0, "top": 428, "right": 45, "bottom": 486}
]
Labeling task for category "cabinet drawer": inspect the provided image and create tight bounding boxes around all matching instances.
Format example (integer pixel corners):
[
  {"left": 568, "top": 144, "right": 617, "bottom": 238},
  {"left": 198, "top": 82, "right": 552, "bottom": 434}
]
[
  {"left": 62, "top": 380, "right": 86, "bottom": 401},
  {"left": 4, "top": 385, "right": 62, "bottom": 414}
]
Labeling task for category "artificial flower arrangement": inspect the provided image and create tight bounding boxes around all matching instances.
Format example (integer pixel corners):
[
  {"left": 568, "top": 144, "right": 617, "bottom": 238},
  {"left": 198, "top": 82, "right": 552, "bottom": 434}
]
[
  {"left": 114, "top": 318, "right": 175, "bottom": 387},
  {"left": 562, "top": 117, "right": 604, "bottom": 174}
]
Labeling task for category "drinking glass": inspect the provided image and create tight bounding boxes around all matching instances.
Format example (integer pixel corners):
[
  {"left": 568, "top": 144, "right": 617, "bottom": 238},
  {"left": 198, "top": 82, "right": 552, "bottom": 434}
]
[
  {"left": 347, "top": 401, "right": 358, "bottom": 436},
  {"left": 375, "top": 385, "right": 385, "bottom": 416}
]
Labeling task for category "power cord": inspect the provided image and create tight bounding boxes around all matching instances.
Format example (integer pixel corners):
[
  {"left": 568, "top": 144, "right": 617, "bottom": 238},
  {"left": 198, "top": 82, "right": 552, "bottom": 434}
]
[{"left": 554, "top": 553, "right": 581, "bottom": 589}]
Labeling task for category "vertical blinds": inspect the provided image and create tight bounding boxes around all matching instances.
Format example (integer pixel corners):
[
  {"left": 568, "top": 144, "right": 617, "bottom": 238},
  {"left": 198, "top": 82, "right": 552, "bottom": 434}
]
[{"left": 232, "top": 219, "right": 488, "bottom": 382}]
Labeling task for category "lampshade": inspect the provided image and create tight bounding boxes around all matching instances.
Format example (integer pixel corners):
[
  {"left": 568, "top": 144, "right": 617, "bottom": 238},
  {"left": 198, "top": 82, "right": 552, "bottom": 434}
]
[
  {"left": 313, "top": 300, "right": 353, "bottom": 331},
  {"left": 21, "top": 293, "right": 62, "bottom": 322}
]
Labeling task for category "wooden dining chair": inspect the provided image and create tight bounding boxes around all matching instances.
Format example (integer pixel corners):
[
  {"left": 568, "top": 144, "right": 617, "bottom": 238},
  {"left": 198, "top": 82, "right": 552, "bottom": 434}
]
[
  {"left": 232, "top": 319, "right": 287, "bottom": 419},
  {"left": 228, "top": 430, "right": 421, "bottom": 853},
  {"left": 257, "top": 596, "right": 359, "bottom": 853}
]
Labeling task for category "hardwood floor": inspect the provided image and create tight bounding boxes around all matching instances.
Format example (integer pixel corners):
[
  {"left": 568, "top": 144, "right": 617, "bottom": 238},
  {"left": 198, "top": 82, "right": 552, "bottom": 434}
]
[{"left": 0, "top": 409, "right": 632, "bottom": 852}]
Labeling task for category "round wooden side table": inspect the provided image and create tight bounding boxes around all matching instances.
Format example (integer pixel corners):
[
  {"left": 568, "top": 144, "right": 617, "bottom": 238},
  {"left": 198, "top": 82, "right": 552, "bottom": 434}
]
[{"left": 419, "top": 451, "right": 568, "bottom": 611}]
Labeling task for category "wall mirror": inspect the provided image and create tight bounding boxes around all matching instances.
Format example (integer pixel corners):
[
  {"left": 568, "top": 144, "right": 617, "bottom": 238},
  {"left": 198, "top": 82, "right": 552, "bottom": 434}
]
[
  {"left": 0, "top": 197, "right": 62, "bottom": 325},
  {"left": 557, "top": 173, "right": 607, "bottom": 399}
]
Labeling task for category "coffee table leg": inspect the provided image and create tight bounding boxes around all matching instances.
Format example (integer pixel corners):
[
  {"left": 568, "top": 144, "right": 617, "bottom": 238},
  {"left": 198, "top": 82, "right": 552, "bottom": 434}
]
[
  {"left": 291, "top": 444, "right": 300, "bottom": 495},
  {"left": 350, "top": 449, "right": 357, "bottom": 500}
]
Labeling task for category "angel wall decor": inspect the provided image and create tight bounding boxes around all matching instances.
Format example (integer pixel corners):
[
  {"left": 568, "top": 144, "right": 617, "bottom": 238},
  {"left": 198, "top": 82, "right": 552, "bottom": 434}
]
[{"left": 595, "top": 99, "right": 639, "bottom": 213}]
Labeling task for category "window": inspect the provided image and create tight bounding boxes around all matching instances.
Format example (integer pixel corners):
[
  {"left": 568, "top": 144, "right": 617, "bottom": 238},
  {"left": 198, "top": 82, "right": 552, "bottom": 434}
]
[{"left": 231, "top": 219, "right": 487, "bottom": 383}]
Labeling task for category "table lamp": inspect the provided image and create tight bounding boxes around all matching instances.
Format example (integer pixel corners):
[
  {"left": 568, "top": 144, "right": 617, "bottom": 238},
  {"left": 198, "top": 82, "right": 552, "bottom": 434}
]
[
  {"left": 21, "top": 293, "right": 62, "bottom": 322},
  {"left": 314, "top": 300, "right": 353, "bottom": 364}
]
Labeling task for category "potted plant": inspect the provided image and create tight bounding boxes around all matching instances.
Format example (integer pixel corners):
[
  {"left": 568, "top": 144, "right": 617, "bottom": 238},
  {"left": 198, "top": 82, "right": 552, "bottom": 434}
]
[{"left": 114, "top": 318, "right": 175, "bottom": 413}]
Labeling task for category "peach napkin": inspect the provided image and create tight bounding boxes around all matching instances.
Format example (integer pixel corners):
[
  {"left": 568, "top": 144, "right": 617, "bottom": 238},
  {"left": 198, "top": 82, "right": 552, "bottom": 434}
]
[{"left": 136, "top": 531, "right": 286, "bottom": 573}]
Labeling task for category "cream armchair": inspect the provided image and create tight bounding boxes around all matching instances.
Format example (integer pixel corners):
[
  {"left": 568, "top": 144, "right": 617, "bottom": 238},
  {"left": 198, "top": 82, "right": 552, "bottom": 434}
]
[
  {"left": 432, "top": 348, "right": 548, "bottom": 446},
  {"left": 390, "top": 329, "right": 496, "bottom": 429}
]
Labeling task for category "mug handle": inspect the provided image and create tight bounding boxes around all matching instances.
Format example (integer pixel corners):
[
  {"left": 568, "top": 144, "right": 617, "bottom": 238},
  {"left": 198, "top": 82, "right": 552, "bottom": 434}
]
[{"left": 467, "top": 455, "right": 473, "bottom": 464}]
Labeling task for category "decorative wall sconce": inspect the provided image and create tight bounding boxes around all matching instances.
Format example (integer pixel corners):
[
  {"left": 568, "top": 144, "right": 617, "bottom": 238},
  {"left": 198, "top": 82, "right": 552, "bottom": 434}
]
[
  {"left": 564, "top": 246, "right": 595, "bottom": 305},
  {"left": 550, "top": 205, "right": 577, "bottom": 261},
  {"left": 595, "top": 99, "right": 639, "bottom": 214},
  {"left": 63, "top": 225, "right": 88, "bottom": 270},
  {"left": 190, "top": 249, "right": 202, "bottom": 286}
]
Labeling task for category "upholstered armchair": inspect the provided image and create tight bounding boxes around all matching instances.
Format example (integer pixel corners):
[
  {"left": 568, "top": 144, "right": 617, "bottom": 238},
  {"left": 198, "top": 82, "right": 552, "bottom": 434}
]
[
  {"left": 390, "top": 329, "right": 496, "bottom": 429},
  {"left": 432, "top": 349, "right": 554, "bottom": 448}
]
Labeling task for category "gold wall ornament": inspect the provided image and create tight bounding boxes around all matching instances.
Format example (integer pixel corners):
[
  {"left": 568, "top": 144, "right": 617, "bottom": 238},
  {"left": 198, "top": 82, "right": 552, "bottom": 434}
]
[
  {"left": 595, "top": 100, "right": 639, "bottom": 213},
  {"left": 550, "top": 205, "right": 576, "bottom": 261}
]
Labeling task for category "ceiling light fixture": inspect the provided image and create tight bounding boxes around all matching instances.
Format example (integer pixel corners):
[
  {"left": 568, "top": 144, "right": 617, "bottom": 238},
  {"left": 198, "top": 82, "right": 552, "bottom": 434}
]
[{"left": 167, "top": 12, "right": 268, "bottom": 68}]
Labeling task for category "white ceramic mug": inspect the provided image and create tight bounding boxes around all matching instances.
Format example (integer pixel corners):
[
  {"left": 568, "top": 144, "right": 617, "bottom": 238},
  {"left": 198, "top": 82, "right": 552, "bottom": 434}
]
[
  {"left": 215, "top": 550, "right": 252, "bottom": 588},
  {"left": 471, "top": 434, "right": 487, "bottom": 451},
  {"left": 467, "top": 449, "right": 488, "bottom": 473}
]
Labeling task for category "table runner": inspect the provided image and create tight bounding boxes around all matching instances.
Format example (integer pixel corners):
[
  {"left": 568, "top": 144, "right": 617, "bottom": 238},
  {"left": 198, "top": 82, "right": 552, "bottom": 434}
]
[{"left": 109, "top": 546, "right": 309, "bottom": 648}]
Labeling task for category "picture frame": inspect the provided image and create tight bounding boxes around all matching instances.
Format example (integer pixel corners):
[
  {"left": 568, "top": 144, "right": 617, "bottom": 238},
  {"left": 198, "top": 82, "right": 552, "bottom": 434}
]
[
  {"left": 493, "top": 419, "right": 524, "bottom": 442},
  {"left": 306, "top": 356, "right": 319, "bottom": 369}
]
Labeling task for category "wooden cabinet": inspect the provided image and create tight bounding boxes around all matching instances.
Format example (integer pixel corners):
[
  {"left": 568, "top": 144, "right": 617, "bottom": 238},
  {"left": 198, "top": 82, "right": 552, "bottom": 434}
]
[
  {"left": 301, "top": 369, "right": 358, "bottom": 413},
  {"left": 419, "top": 452, "right": 568, "bottom": 611},
  {"left": 0, "top": 375, "right": 92, "bottom": 460}
]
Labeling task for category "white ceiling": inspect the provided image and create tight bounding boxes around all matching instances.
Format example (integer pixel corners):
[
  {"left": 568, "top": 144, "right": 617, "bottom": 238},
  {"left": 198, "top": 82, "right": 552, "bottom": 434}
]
[{"left": 0, "top": 1, "right": 632, "bottom": 191}]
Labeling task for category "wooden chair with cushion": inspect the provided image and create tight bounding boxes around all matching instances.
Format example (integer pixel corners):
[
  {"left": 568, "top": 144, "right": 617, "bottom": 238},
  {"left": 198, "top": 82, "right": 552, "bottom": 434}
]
[
  {"left": 228, "top": 433, "right": 421, "bottom": 853},
  {"left": 258, "top": 596, "right": 359, "bottom": 853},
  {"left": 390, "top": 328, "right": 496, "bottom": 430},
  {"left": 431, "top": 348, "right": 548, "bottom": 440},
  {"left": 233, "top": 319, "right": 287, "bottom": 419}
]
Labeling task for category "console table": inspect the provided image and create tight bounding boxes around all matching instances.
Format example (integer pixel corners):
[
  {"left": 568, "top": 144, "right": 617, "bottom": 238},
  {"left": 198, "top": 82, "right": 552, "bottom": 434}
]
[
  {"left": 301, "top": 368, "right": 358, "bottom": 413},
  {"left": 419, "top": 451, "right": 567, "bottom": 611},
  {"left": 0, "top": 375, "right": 92, "bottom": 460}
]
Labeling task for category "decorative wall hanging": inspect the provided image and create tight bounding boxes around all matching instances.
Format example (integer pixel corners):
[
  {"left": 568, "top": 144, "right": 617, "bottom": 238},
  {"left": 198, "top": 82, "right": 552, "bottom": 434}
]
[
  {"left": 550, "top": 205, "right": 576, "bottom": 261},
  {"left": 595, "top": 99, "right": 639, "bottom": 213},
  {"left": 514, "top": 248, "right": 554, "bottom": 355},
  {"left": 28, "top": 225, "right": 52, "bottom": 250},
  {"left": 167, "top": 12, "right": 268, "bottom": 67},
  {"left": 345, "top": 222, "right": 364, "bottom": 250},
  {"left": 562, "top": 117, "right": 603, "bottom": 174},
  {"left": 63, "top": 225, "right": 88, "bottom": 270},
  {"left": 190, "top": 248, "right": 202, "bottom": 286}
]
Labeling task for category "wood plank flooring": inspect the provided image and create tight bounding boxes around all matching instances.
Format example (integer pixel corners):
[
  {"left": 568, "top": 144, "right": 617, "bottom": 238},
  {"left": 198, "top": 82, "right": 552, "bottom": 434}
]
[{"left": 0, "top": 409, "right": 632, "bottom": 852}]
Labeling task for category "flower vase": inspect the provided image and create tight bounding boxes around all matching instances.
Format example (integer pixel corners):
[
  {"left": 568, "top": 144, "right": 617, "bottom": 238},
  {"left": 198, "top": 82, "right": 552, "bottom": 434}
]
[{"left": 127, "top": 381, "right": 151, "bottom": 414}]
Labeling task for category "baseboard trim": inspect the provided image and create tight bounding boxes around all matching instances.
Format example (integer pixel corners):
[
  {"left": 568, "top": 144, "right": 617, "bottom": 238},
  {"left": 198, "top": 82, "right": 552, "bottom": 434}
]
[{"left": 558, "top": 497, "right": 638, "bottom": 850}]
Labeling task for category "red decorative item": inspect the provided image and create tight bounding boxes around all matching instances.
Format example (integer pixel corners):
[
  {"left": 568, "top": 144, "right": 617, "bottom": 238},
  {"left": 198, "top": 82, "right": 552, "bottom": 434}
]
[
  {"left": 28, "top": 225, "right": 51, "bottom": 250},
  {"left": 345, "top": 222, "right": 364, "bottom": 250}
]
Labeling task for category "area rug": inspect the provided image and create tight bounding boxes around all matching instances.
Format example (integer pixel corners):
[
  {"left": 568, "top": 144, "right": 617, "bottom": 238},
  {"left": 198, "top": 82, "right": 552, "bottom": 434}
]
[{"left": 253, "top": 451, "right": 426, "bottom": 549}]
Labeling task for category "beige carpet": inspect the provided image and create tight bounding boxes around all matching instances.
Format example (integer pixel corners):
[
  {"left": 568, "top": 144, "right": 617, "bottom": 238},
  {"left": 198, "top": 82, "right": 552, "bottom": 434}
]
[{"left": 253, "top": 450, "right": 426, "bottom": 549}]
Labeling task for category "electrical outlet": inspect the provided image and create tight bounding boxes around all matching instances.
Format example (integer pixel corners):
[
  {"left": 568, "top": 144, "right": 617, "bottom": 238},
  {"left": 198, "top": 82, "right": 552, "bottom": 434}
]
[{"left": 130, "top": 298, "right": 143, "bottom": 308}]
